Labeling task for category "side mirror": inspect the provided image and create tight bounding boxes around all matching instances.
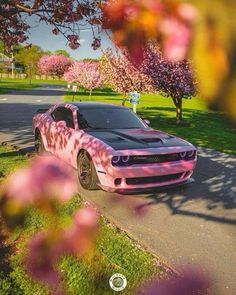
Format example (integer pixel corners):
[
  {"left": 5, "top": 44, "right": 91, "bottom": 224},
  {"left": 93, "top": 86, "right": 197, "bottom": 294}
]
[
  {"left": 143, "top": 119, "right": 150, "bottom": 126},
  {"left": 56, "top": 120, "right": 66, "bottom": 128}
]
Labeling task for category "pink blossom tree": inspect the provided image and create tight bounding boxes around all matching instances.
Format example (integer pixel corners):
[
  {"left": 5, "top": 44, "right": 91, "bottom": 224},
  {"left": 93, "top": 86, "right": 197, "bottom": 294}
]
[
  {"left": 101, "top": 49, "right": 155, "bottom": 105},
  {"left": 140, "top": 44, "right": 196, "bottom": 124},
  {"left": 38, "top": 54, "right": 72, "bottom": 78},
  {"left": 101, "top": 46, "right": 196, "bottom": 123},
  {"left": 64, "top": 61, "right": 103, "bottom": 96}
]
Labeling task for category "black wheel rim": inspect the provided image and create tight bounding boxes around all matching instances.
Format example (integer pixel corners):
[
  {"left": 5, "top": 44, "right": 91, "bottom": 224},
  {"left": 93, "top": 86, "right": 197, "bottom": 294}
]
[{"left": 79, "top": 153, "right": 92, "bottom": 186}]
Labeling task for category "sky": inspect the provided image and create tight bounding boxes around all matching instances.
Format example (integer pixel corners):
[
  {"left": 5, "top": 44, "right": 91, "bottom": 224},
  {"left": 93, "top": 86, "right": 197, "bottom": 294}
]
[{"left": 27, "top": 18, "right": 113, "bottom": 60}]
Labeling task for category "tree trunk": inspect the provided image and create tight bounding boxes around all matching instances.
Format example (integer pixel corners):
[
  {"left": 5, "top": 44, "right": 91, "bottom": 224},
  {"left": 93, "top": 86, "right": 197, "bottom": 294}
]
[
  {"left": 89, "top": 88, "right": 92, "bottom": 97},
  {"left": 172, "top": 98, "right": 182, "bottom": 125},
  {"left": 29, "top": 66, "right": 32, "bottom": 85}
]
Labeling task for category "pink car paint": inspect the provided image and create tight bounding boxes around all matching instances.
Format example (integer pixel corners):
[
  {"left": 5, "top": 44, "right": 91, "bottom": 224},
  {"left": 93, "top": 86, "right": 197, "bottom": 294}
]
[{"left": 33, "top": 103, "right": 197, "bottom": 192}]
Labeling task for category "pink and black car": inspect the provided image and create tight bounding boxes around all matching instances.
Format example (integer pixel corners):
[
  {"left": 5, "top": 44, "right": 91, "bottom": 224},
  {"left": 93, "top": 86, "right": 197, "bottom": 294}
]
[{"left": 33, "top": 102, "right": 197, "bottom": 192}]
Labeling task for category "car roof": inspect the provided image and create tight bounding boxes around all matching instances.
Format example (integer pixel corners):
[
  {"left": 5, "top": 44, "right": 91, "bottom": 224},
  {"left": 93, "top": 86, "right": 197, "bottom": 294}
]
[{"left": 70, "top": 101, "right": 126, "bottom": 110}]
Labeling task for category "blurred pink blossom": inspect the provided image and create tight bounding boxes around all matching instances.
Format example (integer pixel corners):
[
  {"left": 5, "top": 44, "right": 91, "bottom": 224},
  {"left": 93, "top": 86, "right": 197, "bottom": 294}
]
[
  {"left": 5, "top": 155, "right": 77, "bottom": 205},
  {"left": 73, "top": 207, "right": 98, "bottom": 228},
  {"left": 160, "top": 3, "right": 198, "bottom": 62},
  {"left": 161, "top": 17, "right": 191, "bottom": 62},
  {"left": 132, "top": 202, "right": 149, "bottom": 217},
  {"left": 141, "top": 267, "right": 211, "bottom": 295},
  {"left": 25, "top": 207, "right": 99, "bottom": 289},
  {"left": 25, "top": 232, "right": 62, "bottom": 288},
  {"left": 178, "top": 3, "right": 199, "bottom": 23},
  {"left": 64, "top": 207, "right": 99, "bottom": 255}
]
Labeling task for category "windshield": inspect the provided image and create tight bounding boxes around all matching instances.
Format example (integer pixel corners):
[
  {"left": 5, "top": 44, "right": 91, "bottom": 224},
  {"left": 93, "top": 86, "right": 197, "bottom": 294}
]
[{"left": 77, "top": 108, "right": 146, "bottom": 130}]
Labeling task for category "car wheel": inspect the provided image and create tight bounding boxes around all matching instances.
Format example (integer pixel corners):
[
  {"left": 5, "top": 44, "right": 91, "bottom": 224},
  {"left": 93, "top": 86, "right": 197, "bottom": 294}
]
[
  {"left": 77, "top": 151, "right": 98, "bottom": 190},
  {"left": 35, "top": 130, "right": 45, "bottom": 154}
]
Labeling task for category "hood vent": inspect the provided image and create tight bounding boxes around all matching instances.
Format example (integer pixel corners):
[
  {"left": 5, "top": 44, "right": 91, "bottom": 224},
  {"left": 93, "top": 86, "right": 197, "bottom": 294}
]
[
  {"left": 103, "top": 136, "right": 125, "bottom": 142},
  {"left": 141, "top": 138, "right": 163, "bottom": 143}
]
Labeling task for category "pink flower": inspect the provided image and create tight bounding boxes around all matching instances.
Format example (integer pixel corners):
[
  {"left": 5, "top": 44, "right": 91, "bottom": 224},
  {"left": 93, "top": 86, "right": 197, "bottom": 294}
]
[
  {"left": 52, "top": 27, "right": 59, "bottom": 35},
  {"left": 101, "top": 48, "right": 155, "bottom": 94},
  {"left": 161, "top": 17, "right": 191, "bottom": 62},
  {"left": 38, "top": 55, "right": 71, "bottom": 77},
  {"left": 4, "top": 155, "right": 77, "bottom": 205},
  {"left": 64, "top": 61, "right": 103, "bottom": 93},
  {"left": 5, "top": 168, "right": 38, "bottom": 204},
  {"left": 64, "top": 70, "right": 76, "bottom": 83},
  {"left": 24, "top": 207, "right": 99, "bottom": 289},
  {"left": 133, "top": 202, "right": 149, "bottom": 217},
  {"left": 178, "top": 3, "right": 198, "bottom": 23},
  {"left": 64, "top": 207, "right": 99, "bottom": 255},
  {"left": 31, "top": 156, "right": 77, "bottom": 202},
  {"left": 25, "top": 232, "right": 62, "bottom": 288},
  {"left": 141, "top": 267, "right": 211, "bottom": 295},
  {"left": 91, "top": 38, "right": 101, "bottom": 50},
  {"left": 73, "top": 207, "right": 99, "bottom": 228}
]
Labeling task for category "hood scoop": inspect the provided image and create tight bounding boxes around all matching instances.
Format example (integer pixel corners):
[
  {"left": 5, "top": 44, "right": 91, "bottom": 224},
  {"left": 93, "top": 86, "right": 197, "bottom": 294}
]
[
  {"left": 102, "top": 136, "right": 125, "bottom": 143},
  {"left": 87, "top": 129, "right": 191, "bottom": 150},
  {"left": 141, "top": 137, "right": 163, "bottom": 143}
]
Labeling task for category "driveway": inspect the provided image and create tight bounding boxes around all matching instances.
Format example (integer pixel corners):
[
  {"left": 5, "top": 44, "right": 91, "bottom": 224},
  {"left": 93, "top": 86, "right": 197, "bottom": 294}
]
[
  {"left": 0, "top": 85, "right": 65, "bottom": 148},
  {"left": 0, "top": 87, "right": 236, "bottom": 294}
]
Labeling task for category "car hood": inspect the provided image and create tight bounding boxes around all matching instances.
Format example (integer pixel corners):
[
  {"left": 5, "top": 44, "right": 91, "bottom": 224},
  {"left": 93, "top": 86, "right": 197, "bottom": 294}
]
[{"left": 86, "top": 128, "right": 192, "bottom": 150}]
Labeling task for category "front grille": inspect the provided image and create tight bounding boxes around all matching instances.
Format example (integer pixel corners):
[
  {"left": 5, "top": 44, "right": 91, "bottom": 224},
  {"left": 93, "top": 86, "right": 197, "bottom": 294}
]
[
  {"left": 126, "top": 172, "right": 183, "bottom": 185},
  {"left": 130, "top": 153, "right": 181, "bottom": 164}
]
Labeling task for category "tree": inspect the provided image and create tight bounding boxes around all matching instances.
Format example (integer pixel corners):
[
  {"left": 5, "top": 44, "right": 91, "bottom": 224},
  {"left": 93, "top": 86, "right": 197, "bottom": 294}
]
[
  {"left": 15, "top": 45, "right": 42, "bottom": 83},
  {"left": 38, "top": 54, "right": 71, "bottom": 78},
  {"left": 54, "top": 49, "right": 70, "bottom": 58},
  {"left": 1, "top": 1, "right": 236, "bottom": 122},
  {"left": 64, "top": 61, "right": 103, "bottom": 96},
  {"left": 0, "top": 1, "right": 236, "bottom": 121},
  {"left": 141, "top": 44, "right": 196, "bottom": 124},
  {"left": 0, "top": 1, "right": 101, "bottom": 52},
  {"left": 101, "top": 49, "right": 154, "bottom": 105},
  {"left": 101, "top": 46, "right": 196, "bottom": 123}
]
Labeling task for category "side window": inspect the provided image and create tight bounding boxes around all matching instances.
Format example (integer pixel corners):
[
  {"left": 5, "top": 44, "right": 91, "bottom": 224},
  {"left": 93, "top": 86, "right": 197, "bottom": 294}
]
[
  {"left": 51, "top": 108, "right": 63, "bottom": 122},
  {"left": 51, "top": 107, "right": 75, "bottom": 129},
  {"left": 63, "top": 108, "right": 75, "bottom": 129}
]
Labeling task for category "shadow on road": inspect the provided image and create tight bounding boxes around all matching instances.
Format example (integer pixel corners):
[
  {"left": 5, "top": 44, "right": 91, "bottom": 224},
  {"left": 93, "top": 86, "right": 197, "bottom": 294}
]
[
  {"left": 139, "top": 150, "right": 236, "bottom": 225},
  {"left": 1, "top": 97, "right": 236, "bottom": 227}
]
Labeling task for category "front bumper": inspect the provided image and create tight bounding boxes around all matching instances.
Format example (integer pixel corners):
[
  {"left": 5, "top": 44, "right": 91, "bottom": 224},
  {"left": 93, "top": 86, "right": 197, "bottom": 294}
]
[
  {"left": 96, "top": 159, "right": 197, "bottom": 192},
  {"left": 98, "top": 177, "right": 194, "bottom": 194}
]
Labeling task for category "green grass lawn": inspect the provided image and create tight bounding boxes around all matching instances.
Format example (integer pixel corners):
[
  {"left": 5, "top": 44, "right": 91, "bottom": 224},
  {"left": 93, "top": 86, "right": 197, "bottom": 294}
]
[
  {"left": 64, "top": 88, "right": 236, "bottom": 154},
  {"left": 0, "top": 146, "right": 163, "bottom": 294},
  {"left": 0, "top": 78, "right": 66, "bottom": 94}
]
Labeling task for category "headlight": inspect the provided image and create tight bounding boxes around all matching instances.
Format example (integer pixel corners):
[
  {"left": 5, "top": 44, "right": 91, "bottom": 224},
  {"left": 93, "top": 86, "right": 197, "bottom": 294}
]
[
  {"left": 180, "top": 150, "right": 195, "bottom": 160},
  {"left": 112, "top": 155, "right": 131, "bottom": 166},
  {"left": 180, "top": 151, "right": 187, "bottom": 158},
  {"left": 121, "top": 156, "right": 130, "bottom": 163},
  {"left": 112, "top": 156, "right": 120, "bottom": 165},
  {"left": 187, "top": 150, "right": 195, "bottom": 158}
]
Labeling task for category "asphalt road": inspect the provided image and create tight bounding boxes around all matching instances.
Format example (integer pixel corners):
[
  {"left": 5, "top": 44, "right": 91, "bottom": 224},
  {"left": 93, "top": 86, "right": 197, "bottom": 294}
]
[
  {"left": 0, "top": 86, "right": 236, "bottom": 294},
  {"left": 0, "top": 85, "right": 65, "bottom": 148}
]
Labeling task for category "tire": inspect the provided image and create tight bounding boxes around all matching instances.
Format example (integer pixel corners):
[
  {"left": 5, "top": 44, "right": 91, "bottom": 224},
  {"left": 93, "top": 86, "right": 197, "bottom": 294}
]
[
  {"left": 35, "top": 130, "right": 45, "bottom": 154},
  {"left": 77, "top": 151, "right": 98, "bottom": 190}
]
